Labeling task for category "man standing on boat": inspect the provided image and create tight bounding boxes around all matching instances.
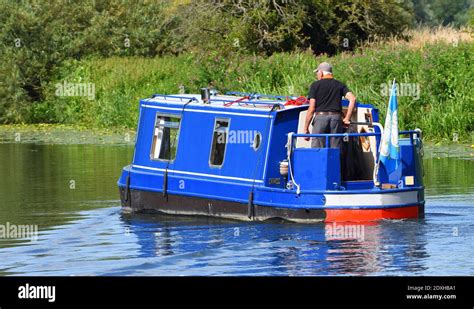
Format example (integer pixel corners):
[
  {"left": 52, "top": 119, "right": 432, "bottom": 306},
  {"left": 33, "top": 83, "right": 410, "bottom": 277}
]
[{"left": 303, "top": 62, "right": 356, "bottom": 149}]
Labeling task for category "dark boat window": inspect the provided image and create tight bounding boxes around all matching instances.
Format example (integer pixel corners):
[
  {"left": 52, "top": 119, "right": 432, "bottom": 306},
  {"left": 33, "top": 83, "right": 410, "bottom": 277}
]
[
  {"left": 150, "top": 114, "right": 181, "bottom": 161},
  {"left": 209, "top": 118, "right": 230, "bottom": 167},
  {"left": 252, "top": 132, "right": 262, "bottom": 151}
]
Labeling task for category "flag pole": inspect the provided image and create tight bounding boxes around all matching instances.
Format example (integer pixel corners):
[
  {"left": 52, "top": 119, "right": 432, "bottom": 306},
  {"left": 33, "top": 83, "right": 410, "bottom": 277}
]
[{"left": 373, "top": 78, "right": 396, "bottom": 187}]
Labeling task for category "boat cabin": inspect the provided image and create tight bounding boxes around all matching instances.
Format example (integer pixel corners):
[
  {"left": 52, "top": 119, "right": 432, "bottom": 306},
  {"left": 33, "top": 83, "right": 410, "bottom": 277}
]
[{"left": 131, "top": 92, "right": 385, "bottom": 189}]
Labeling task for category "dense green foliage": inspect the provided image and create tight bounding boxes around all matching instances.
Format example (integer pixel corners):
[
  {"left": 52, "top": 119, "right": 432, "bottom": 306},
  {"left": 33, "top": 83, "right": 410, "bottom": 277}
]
[
  {"left": 0, "top": 0, "right": 472, "bottom": 142},
  {"left": 0, "top": 0, "right": 417, "bottom": 123},
  {"left": 35, "top": 41, "right": 473, "bottom": 142},
  {"left": 0, "top": 1, "right": 172, "bottom": 122},
  {"left": 172, "top": 0, "right": 413, "bottom": 55},
  {"left": 412, "top": 0, "right": 472, "bottom": 27}
]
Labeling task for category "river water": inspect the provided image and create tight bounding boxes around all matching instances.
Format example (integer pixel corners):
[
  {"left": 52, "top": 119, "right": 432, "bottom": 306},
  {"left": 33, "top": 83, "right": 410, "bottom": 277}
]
[{"left": 0, "top": 142, "right": 472, "bottom": 276}]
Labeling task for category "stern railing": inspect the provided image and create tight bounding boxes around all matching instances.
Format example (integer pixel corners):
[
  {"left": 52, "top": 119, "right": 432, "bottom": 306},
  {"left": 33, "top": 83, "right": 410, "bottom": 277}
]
[{"left": 286, "top": 129, "right": 422, "bottom": 192}]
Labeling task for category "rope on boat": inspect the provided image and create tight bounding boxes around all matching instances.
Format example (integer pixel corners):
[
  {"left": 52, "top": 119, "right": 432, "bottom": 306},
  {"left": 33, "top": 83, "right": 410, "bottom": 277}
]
[
  {"left": 163, "top": 98, "right": 196, "bottom": 199},
  {"left": 247, "top": 104, "right": 280, "bottom": 219},
  {"left": 370, "top": 122, "right": 384, "bottom": 187},
  {"left": 223, "top": 95, "right": 250, "bottom": 107},
  {"left": 284, "top": 96, "right": 308, "bottom": 106},
  {"left": 247, "top": 191, "right": 255, "bottom": 219},
  {"left": 125, "top": 169, "right": 131, "bottom": 207},
  {"left": 162, "top": 169, "right": 168, "bottom": 199},
  {"left": 286, "top": 132, "right": 301, "bottom": 195}
]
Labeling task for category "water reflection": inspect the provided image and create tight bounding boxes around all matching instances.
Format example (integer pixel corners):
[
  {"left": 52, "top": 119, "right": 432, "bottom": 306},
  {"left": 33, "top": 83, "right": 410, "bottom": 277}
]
[
  {"left": 0, "top": 143, "right": 133, "bottom": 246},
  {"left": 0, "top": 142, "right": 471, "bottom": 275},
  {"left": 122, "top": 213, "right": 430, "bottom": 276},
  {"left": 326, "top": 221, "right": 429, "bottom": 275}
]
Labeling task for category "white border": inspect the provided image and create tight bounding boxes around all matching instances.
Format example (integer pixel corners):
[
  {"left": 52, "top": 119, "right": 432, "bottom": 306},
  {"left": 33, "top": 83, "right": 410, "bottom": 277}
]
[
  {"left": 132, "top": 164, "right": 264, "bottom": 183},
  {"left": 324, "top": 190, "right": 418, "bottom": 206}
]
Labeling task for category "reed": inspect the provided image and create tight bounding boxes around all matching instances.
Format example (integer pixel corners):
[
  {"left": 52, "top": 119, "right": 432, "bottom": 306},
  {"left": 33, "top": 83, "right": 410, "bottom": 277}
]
[{"left": 36, "top": 37, "right": 473, "bottom": 143}]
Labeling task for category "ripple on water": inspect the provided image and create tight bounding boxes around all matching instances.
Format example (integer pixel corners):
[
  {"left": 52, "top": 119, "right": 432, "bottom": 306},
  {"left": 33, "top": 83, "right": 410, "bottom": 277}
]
[{"left": 0, "top": 142, "right": 472, "bottom": 276}]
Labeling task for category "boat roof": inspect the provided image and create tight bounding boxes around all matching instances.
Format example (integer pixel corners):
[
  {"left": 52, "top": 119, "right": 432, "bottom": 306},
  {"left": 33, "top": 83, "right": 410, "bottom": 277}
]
[
  {"left": 142, "top": 93, "right": 304, "bottom": 113},
  {"left": 141, "top": 92, "right": 377, "bottom": 114}
]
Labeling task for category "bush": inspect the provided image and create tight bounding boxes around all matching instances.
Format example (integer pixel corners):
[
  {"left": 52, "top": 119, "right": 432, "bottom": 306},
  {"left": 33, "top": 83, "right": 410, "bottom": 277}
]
[
  {"left": 0, "top": 0, "right": 174, "bottom": 123},
  {"left": 38, "top": 41, "right": 473, "bottom": 141},
  {"left": 1, "top": 1, "right": 471, "bottom": 143}
]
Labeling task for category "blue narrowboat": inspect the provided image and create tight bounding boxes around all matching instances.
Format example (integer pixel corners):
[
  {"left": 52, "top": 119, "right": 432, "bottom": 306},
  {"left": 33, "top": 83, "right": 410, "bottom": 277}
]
[{"left": 118, "top": 90, "right": 424, "bottom": 222}]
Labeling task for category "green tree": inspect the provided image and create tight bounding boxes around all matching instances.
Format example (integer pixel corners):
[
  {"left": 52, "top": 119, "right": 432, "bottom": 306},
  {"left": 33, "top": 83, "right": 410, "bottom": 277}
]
[
  {"left": 0, "top": 0, "right": 415, "bottom": 123},
  {"left": 302, "top": 0, "right": 413, "bottom": 54},
  {"left": 412, "top": 0, "right": 472, "bottom": 26},
  {"left": 0, "top": 0, "right": 172, "bottom": 123},
  {"left": 169, "top": 0, "right": 413, "bottom": 55}
]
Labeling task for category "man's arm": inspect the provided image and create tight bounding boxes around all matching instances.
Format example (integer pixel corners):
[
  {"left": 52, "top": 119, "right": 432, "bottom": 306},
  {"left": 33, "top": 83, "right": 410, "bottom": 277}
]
[
  {"left": 304, "top": 99, "right": 316, "bottom": 137},
  {"left": 343, "top": 92, "right": 356, "bottom": 125}
]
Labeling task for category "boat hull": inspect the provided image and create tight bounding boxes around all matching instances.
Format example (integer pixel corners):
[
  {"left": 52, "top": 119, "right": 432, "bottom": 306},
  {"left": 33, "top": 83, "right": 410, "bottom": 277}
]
[
  {"left": 119, "top": 187, "right": 424, "bottom": 223},
  {"left": 120, "top": 188, "right": 326, "bottom": 223}
]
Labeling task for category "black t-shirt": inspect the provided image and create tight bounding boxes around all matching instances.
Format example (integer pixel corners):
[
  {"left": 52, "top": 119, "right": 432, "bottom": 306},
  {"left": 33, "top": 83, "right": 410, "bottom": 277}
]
[{"left": 308, "top": 78, "right": 350, "bottom": 112}]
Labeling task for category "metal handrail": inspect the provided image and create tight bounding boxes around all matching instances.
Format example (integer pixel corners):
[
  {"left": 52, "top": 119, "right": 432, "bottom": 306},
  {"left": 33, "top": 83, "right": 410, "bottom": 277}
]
[
  {"left": 293, "top": 132, "right": 380, "bottom": 137},
  {"left": 150, "top": 93, "right": 286, "bottom": 108},
  {"left": 225, "top": 91, "right": 289, "bottom": 100},
  {"left": 292, "top": 132, "right": 380, "bottom": 149},
  {"left": 151, "top": 94, "right": 199, "bottom": 101},
  {"left": 399, "top": 130, "right": 422, "bottom": 137},
  {"left": 287, "top": 129, "right": 422, "bottom": 189},
  {"left": 216, "top": 99, "right": 285, "bottom": 107},
  {"left": 291, "top": 130, "right": 421, "bottom": 150}
]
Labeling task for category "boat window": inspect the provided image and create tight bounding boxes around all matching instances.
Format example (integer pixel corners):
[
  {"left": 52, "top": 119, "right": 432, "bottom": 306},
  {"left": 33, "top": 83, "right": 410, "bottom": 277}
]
[
  {"left": 252, "top": 132, "right": 262, "bottom": 151},
  {"left": 150, "top": 114, "right": 181, "bottom": 161},
  {"left": 209, "top": 118, "right": 230, "bottom": 167}
]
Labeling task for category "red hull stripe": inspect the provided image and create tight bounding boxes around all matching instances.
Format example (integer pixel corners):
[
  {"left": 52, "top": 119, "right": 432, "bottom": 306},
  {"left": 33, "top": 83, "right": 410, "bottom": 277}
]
[{"left": 325, "top": 205, "right": 419, "bottom": 222}]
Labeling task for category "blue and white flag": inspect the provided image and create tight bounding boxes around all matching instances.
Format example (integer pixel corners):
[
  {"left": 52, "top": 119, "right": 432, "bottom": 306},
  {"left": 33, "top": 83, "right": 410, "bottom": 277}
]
[{"left": 379, "top": 80, "right": 401, "bottom": 180}]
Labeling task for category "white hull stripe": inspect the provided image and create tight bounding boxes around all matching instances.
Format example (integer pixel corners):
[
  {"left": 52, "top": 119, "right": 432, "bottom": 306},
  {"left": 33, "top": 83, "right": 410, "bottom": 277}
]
[
  {"left": 324, "top": 190, "right": 418, "bottom": 206},
  {"left": 132, "top": 164, "right": 264, "bottom": 183},
  {"left": 141, "top": 104, "right": 272, "bottom": 118}
]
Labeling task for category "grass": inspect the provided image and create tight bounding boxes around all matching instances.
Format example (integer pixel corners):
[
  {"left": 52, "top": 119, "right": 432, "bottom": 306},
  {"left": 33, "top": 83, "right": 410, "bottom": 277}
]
[
  {"left": 363, "top": 25, "right": 473, "bottom": 50},
  {"left": 31, "top": 27, "right": 473, "bottom": 143}
]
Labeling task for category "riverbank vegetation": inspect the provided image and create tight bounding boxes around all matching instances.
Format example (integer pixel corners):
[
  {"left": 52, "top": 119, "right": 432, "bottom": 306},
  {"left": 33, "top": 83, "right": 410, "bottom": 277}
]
[
  {"left": 0, "top": 124, "right": 135, "bottom": 145},
  {"left": 1, "top": 0, "right": 472, "bottom": 142}
]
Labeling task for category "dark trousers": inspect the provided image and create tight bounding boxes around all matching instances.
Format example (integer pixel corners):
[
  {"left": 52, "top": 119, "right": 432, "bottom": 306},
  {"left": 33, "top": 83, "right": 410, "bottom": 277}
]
[{"left": 311, "top": 114, "right": 343, "bottom": 149}]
